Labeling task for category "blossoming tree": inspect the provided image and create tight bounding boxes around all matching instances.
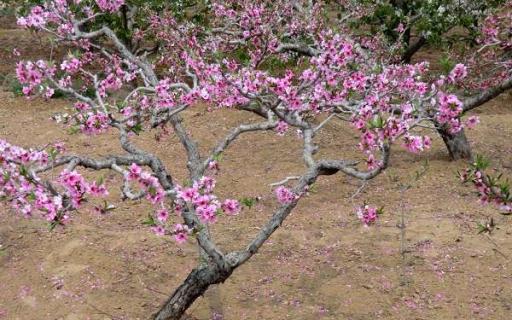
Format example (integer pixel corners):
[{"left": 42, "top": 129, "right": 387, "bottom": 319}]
[
  {"left": 354, "top": 0, "right": 506, "bottom": 62},
  {"left": 1, "top": 0, "right": 507, "bottom": 318},
  {"left": 334, "top": 0, "right": 512, "bottom": 160}
]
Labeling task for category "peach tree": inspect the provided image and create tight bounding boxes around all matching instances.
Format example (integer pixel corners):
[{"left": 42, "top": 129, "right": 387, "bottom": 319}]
[
  {"left": 336, "top": 0, "right": 512, "bottom": 160},
  {"left": 0, "top": 0, "right": 503, "bottom": 318}
]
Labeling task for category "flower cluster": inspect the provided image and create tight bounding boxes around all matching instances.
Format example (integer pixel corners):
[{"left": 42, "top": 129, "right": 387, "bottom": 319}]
[
  {"left": 16, "top": 60, "right": 54, "bottom": 96},
  {"left": 460, "top": 163, "right": 512, "bottom": 214},
  {"left": 96, "top": 0, "right": 125, "bottom": 13},
  {"left": 155, "top": 79, "right": 177, "bottom": 109},
  {"left": 448, "top": 64, "right": 468, "bottom": 84},
  {"left": 61, "top": 57, "right": 82, "bottom": 74},
  {"left": 0, "top": 140, "right": 108, "bottom": 223},
  {"left": 175, "top": 176, "right": 241, "bottom": 224},
  {"left": 129, "top": 175, "right": 240, "bottom": 243},
  {"left": 58, "top": 170, "right": 109, "bottom": 207},
  {"left": 356, "top": 205, "right": 380, "bottom": 226},
  {"left": 275, "top": 186, "right": 296, "bottom": 205},
  {"left": 17, "top": 6, "right": 51, "bottom": 28},
  {"left": 79, "top": 112, "right": 110, "bottom": 135},
  {"left": 436, "top": 93, "right": 464, "bottom": 133},
  {"left": 403, "top": 135, "right": 431, "bottom": 154},
  {"left": 125, "top": 163, "right": 165, "bottom": 205},
  {"left": 173, "top": 224, "right": 191, "bottom": 244}
]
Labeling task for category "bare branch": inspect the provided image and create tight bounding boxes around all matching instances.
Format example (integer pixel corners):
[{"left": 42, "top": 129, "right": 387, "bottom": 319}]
[
  {"left": 275, "top": 43, "right": 319, "bottom": 57},
  {"left": 201, "top": 119, "right": 278, "bottom": 172},
  {"left": 233, "top": 148, "right": 389, "bottom": 267},
  {"left": 269, "top": 176, "right": 301, "bottom": 187}
]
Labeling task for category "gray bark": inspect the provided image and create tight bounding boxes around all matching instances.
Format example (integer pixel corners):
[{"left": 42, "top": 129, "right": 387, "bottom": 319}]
[
  {"left": 153, "top": 264, "right": 233, "bottom": 320},
  {"left": 401, "top": 36, "right": 426, "bottom": 63},
  {"left": 152, "top": 146, "right": 391, "bottom": 320},
  {"left": 463, "top": 77, "right": 512, "bottom": 112},
  {"left": 436, "top": 125, "right": 472, "bottom": 160}
]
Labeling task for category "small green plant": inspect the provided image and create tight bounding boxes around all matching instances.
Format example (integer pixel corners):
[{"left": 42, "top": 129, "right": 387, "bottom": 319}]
[
  {"left": 240, "top": 197, "right": 258, "bottom": 209},
  {"left": 439, "top": 55, "right": 456, "bottom": 75}
]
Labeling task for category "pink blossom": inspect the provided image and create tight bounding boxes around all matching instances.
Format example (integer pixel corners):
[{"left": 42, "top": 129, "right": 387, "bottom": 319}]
[
  {"left": 127, "top": 163, "right": 142, "bottom": 180},
  {"left": 275, "top": 120, "right": 289, "bottom": 136},
  {"left": 403, "top": 135, "right": 430, "bottom": 153},
  {"left": 465, "top": 116, "right": 480, "bottom": 129},
  {"left": 60, "top": 57, "right": 82, "bottom": 74},
  {"left": 395, "top": 23, "right": 405, "bottom": 33},
  {"left": 17, "top": 6, "right": 49, "bottom": 28},
  {"left": 58, "top": 170, "right": 89, "bottom": 208},
  {"left": 173, "top": 224, "right": 191, "bottom": 244},
  {"left": 222, "top": 199, "right": 241, "bottom": 215},
  {"left": 356, "top": 205, "right": 379, "bottom": 226},
  {"left": 96, "top": 0, "right": 124, "bottom": 13},
  {"left": 81, "top": 112, "right": 110, "bottom": 134},
  {"left": 151, "top": 225, "right": 166, "bottom": 236},
  {"left": 44, "top": 88, "right": 55, "bottom": 99},
  {"left": 88, "top": 181, "right": 109, "bottom": 197},
  {"left": 448, "top": 64, "right": 468, "bottom": 83},
  {"left": 196, "top": 176, "right": 216, "bottom": 193},
  {"left": 178, "top": 187, "right": 200, "bottom": 203},
  {"left": 436, "top": 93, "right": 464, "bottom": 133},
  {"left": 156, "top": 209, "right": 169, "bottom": 222},
  {"left": 197, "top": 204, "right": 218, "bottom": 223},
  {"left": 74, "top": 102, "right": 91, "bottom": 112},
  {"left": 275, "top": 186, "right": 296, "bottom": 204},
  {"left": 146, "top": 185, "right": 164, "bottom": 204},
  {"left": 208, "top": 160, "right": 220, "bottom": 172},
  {"left": 99, "top": 73, "right": 123, "bottom": 96}
]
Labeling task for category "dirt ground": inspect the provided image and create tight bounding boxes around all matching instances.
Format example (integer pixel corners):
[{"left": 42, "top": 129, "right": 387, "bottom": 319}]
[{"left": 1, "top": 18, "right": 512, "bottom": 320}]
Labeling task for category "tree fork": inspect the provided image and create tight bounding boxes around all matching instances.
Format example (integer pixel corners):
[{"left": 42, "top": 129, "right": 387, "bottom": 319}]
[{"left": 436, "top": 124, "right": 472, "bottom": 161}]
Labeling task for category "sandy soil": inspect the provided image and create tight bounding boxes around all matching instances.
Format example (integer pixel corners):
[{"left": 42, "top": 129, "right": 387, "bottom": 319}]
[{"left": 1, "top": 20, "right": 512, "bottom": 320}]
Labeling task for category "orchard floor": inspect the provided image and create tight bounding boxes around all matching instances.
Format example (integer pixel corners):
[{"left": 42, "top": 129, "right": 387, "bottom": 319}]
[{"left": 1, "top": 20, "right": 512, "bottom": 320}]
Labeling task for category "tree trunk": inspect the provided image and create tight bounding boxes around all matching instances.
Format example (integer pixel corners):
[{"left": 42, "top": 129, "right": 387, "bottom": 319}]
[
  {"left": 206, "top": 284, "right": 224, "bottom": 319},
  {"left": 153, "top": 264, "right": 232, "bottom": 320},
  {"left": 436, "top": 125, "right": 472, "bottom": 161},
  {"left": 401, "top": 36, "right": 426, "bottom": 64}
]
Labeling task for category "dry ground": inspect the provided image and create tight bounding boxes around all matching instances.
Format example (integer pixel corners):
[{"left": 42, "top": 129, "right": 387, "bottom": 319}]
[{"left": 1, "top": 19, "right": 512, "bottom": 320}]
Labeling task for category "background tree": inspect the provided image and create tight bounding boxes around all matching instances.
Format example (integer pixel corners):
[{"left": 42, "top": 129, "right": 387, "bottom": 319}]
[{"left": 335, "top": 0, "right": 511, "bottom": 160}]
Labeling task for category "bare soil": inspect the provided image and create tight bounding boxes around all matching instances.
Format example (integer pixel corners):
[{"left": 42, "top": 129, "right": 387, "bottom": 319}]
[{"left": 1, "top": 23, "right": 512, "bottom": 320}]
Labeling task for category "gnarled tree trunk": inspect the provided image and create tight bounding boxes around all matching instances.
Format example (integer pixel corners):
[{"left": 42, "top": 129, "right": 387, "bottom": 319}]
[
  {"left": 153, "top": 264, "right": 233, "bottom": 320},
  {"left": 436, "top": 124, "right": 472, "bottom": 161}
]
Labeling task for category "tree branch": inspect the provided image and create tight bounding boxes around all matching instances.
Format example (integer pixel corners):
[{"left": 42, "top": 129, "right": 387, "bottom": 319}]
[
  {"left": 232, "top": 146, "right": 389, "bottom": 267},
  {"left": 463, "top": 76, "right": 512, "bottom": 112},
  {"left": 401, "top": 35, "right": 426, "bottom": 63},
  {"left": 201, "top": 119, "right": 278, "bottom": 172}
]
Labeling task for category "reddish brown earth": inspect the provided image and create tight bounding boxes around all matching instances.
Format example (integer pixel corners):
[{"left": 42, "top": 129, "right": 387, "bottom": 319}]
[{"left": 1, "top": 19, "right": 512, "bottom": 320}]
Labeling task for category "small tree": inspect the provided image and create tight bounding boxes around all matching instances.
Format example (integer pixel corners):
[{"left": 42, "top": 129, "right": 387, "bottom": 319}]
[{"left": 2, "top": 1, "right": 487, "bottom": 318}]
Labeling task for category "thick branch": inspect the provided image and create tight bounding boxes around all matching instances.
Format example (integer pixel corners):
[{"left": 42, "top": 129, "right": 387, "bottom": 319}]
[
  {"left": 401, "top": 36, "right": 426, "bottom": 63},
  {"left": 463, "top": 77, "right": 512, "bottom": 112},
  {"left": 71, "top": 25, "right": 158, "bottom": 85},
  {"left": 113, "top": 123, "right": 174, "bottom": 189},
  {"left": 234, "top": 145, "right": 390, "bottom": 267},
  {"left": 34, "top": 154, "right": 151, "bottom": 173},
  {"left": 275, "top": 43, "right": 319, "bottom": 57},
  {"left": 168, "top": 116, "right": 202, "bottom": 180},
  {"left": 153, "top": 264, "right": 233, "bottom": 320}
]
